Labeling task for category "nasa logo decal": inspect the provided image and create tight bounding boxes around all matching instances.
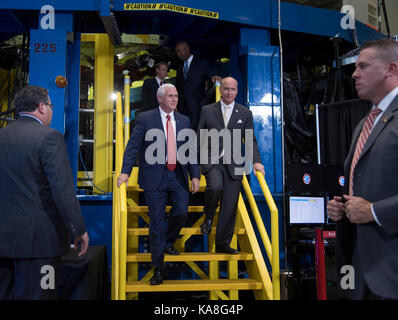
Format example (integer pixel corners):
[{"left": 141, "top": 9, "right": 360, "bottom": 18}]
[
  {"left": 303, "top": 173, "right": 311, "bottom": 185},
  {"left": 339, "top": 176, "right": 345, "bottom": 187}
]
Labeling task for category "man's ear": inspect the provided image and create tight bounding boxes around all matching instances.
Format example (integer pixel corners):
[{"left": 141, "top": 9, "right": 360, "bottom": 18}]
[
  {"left": 387, "top": 61, "right": 398, "bottom": 77},
  {"left": 37, "top": 102, "right": 46, "bottom": 115}
]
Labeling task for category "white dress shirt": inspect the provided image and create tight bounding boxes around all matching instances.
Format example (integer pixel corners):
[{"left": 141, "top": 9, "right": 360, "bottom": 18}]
[{"left": 220, "top": 100, "right": 235, "bottom": 126}]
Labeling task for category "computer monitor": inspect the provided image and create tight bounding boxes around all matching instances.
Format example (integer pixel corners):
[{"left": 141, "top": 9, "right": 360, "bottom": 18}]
[{"left": 288, "top": 195, "right": 326, "bottom": 225}]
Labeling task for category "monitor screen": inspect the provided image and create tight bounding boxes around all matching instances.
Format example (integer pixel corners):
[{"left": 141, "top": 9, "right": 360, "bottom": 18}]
[{"left": 289, "top": 196, "right": 325, "bottom": 225}]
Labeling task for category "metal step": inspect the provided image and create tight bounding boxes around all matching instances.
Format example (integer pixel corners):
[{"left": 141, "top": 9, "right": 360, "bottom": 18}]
[
  {"left": 126, "top": 252, "right": 254, "bottom": 262},
  {"left": 127, "top": 205, "right": 217, "bottom": 213},
  {"left": 127, "top": 227, "right": 246, "bottom": 236},
  {"left": 126, "top": 279, "right": 262, "bottom": 292}
]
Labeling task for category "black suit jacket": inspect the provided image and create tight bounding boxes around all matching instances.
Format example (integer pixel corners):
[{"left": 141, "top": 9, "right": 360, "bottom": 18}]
[
  {"left": 197, "top": 101, "right": 262, "bottom": 180},
  {"left": 0, "top": 116, "right": 86, "bottom": 259},
  {"left": 141, "top": 78, "right": 160, "bottom": 112},
  {"left": 176, "top": 56, "right": 215, "bottom": 129},
  {"left": 121, "top": 108, "right": 200, "bottom": 191},
  {"left": 336, "top": 95, "right": 398, "bottom": 298}
]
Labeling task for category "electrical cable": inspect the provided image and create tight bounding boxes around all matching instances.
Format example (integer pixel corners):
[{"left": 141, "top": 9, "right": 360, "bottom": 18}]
[{"left": 78, "top": 146, "right": 112, "bottom": 195}]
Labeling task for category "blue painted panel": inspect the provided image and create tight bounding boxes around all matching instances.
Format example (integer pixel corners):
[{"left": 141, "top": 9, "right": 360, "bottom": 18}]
[
  {"left": 65, "top": 32, "right": 81, "bottom": 187},
  {"left": 79, "top": 199, "right": 113, "bottom": 269},
  {"left": 29, "top": 29, "right": 67, "bottom": 133},
  {"left": 244, "top": 44, "right": 282, "bottom": 195},
  {"left": 0, "top": 0, "right": 99, "bottom": 11}
]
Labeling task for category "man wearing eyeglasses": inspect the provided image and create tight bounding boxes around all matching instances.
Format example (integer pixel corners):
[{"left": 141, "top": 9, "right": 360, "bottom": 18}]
[{"left": 0, "top": 85, "right": 89, "bottom": 299}]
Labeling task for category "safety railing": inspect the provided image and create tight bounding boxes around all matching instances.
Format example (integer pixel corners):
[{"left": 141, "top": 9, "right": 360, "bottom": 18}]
[
  {"left": 112, "top": 91, "right": 128, "bottom": 300},
  {"left": 241, "top": 172, "right": 280, "bottom": 300},
  {"left": 112, "top": 81, "right": 280, "bottom": 300}
]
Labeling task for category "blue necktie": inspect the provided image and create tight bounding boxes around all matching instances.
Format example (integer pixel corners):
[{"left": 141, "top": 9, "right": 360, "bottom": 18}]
[{"left": 183, "top": 61, "right": 189, "bottom": 79}]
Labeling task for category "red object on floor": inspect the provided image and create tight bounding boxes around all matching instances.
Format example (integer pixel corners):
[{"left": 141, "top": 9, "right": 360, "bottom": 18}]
[{"left": 315, "top": 228, "right": 327, "bottom": 300}]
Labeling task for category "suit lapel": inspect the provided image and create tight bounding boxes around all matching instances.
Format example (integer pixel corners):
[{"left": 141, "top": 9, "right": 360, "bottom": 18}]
[
  {"left": 213, "top": 102, "right": 225, "bottom": 128},
  {"left": 358, "top": 96, "right": 398, "bottom": 163},
  {"left": 227, "top": 103, "right": 241, "bottom": 129},
  {"left": 185, "top": 56, "right": 197, "bottom": 80},
  {"left": 153, "top": 108, "right": 164, "bottom": 131}
]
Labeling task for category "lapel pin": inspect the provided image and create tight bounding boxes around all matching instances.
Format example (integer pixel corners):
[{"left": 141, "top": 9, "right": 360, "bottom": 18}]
[{"left": 382, "top": 117, "right": 387, "bottom": 123}]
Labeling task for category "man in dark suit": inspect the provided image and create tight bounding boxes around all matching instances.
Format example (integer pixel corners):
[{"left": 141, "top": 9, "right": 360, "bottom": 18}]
[
  {"left": 175, "top": 41, "right": 221, "bottom": 130},
  {"left": 328, "top": 39, "right": 398, "bottom": 299},
  {"left": 117, "top": 83, "right": 200, "bottom": 285},
  {"left": 0, "top": 85, "right": 89, "bottom": 300},
  {"left": 197, "top": 77, "right": 265, "bottom": 254},
  {"left": 141, "top": 62, "right": 169, "bottom": 112}
]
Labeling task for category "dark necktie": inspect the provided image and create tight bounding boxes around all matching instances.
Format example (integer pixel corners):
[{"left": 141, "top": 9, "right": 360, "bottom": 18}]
[{"left": 183, "top": 61, "right": 189, "bottom": 79}]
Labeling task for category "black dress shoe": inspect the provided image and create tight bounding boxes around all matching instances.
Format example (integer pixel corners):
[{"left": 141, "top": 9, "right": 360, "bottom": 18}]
[
  {"left": 164, "top": 246, "right": 180, "bottom": 255},
  {"left": 150, "top": 268, "right": 164, "bottom": 285},
  {"left": 215, "top": 245, "right": 238, "bottom": 255},
  {"left": 200, "top": 219, "right": 212, "bottom": 234}
]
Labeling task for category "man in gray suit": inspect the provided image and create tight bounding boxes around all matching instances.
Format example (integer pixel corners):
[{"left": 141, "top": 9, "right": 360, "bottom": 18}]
[
  {"left": 328, "top": 39, "right": 398, "bottom": 299},
  {"left": 0, "top": 86, "right": 89, "bottom": 299},
  {"left": 198, "top": 77, "right": 265, "bottom": 254}
]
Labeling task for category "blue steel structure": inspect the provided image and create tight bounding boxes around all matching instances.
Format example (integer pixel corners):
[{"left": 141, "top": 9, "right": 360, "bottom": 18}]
[{"left": 0, "top": 0, "right": 386, "bottom": 270}]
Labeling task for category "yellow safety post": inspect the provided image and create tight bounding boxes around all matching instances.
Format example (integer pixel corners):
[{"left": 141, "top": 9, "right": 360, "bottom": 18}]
[
  {"left": 93, "top": 33, "right": 114, "bottom": 192},
  {"left": 123, "top": 70, "right": 131, "bottom": 147},
  {"left": 215, "top": 80, "right": 221, "bottom": 102},
  {"left": 115, "top": 92, "right": 128, "bottom": 300}
]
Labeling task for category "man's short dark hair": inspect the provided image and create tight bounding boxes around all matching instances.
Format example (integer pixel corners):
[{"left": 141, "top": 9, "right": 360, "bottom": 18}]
[
  {"left": 361, "top": 39, "right": 398, "bottom": 64},
  {"left": 14, "top": 85, "right": 49, "bottom": 114}
]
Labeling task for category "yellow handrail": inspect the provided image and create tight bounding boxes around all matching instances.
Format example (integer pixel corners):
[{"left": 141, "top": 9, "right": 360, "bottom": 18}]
[
  {"left": 256, "top": 171, "right": 280, "bottom": 300},
  {"left": 241, "top": 172, "right": 280, "bottom": 300},
  {"left": 241, "top": 175, "right": 272, "bottom": 262},
  {"left": 113, "top": 92, "right": 128, "bottom": 300}
]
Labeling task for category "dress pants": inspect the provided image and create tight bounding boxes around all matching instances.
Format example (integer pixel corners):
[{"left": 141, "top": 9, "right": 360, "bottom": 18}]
[
  {"left": 144, "top": 165, "right": 189, "bottom": 269},
  {"left": 203, "top": 164, "right": 242, "bottom": 247},
  {"left": 349, "top": 238, "right": 393, "bottom": 300},
  {"left": 0, "top": 256, "right": 60, "bottom": 300}
]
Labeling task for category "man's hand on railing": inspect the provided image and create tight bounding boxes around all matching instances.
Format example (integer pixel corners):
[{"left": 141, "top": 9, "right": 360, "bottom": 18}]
[
  {"left": 253, "top": 162, "right": 265, "bottom": 176},
  {"left": 191, "top": 177, "right": 200, "bottom": 194},
  {"left": 117, "top": 173, "right": 129, "bottom": 187}
]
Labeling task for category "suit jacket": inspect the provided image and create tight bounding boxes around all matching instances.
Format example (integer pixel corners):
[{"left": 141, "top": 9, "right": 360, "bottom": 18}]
[
  {"left": 176, "top": 56, "right": 215, "bottom": 129},
  {"left": 121, "top": 108, "right": 200, "bottom": 191},
  {"left": 141, "top": 78, "right": 161, "bottom": 112},
  {"left": 0, "top": 117, "right": 86, "bottom": 259},
  {"left": 336, "top": 94, "right": 398, "bottom": 298},
  {"left": 197, "top": 101, "right": 262, "bottom": 180}
]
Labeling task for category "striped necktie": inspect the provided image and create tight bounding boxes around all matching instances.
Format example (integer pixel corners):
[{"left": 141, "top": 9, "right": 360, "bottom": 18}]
[
  {"left": 166, "top": 114, "right": 176, "bottom": 171},
  {"left": 348, "top": 107, "right": 382, "bottom": 195}
]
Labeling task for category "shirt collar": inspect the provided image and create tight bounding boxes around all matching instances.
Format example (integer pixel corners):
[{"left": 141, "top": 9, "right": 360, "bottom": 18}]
[
  {"left": 159, "top": 106, "right": 174, "bottom": 120},
  {"left": 186, "top": 54, "right": 193, "bottom": 65},
  {"left": 19, "top": 113, "right": 43, "bottom": 125},
  {"left": 375, "top": 86, "right": 398, "bottom": 112},
  {"left": 220, "top": 100, "right": 235, "bottom": 111}
]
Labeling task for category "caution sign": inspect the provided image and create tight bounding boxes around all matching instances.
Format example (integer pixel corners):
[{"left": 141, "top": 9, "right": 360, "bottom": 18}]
[{"left": 124, "top": 3, "right": 219, "bottom": 19}]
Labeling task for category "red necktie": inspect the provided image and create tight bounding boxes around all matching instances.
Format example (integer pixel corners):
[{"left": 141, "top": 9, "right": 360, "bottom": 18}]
[
  {"left": 160, "top": 80, "right": 163, "bottom": 86},
  {"left": 166, "top": 114, "right": 176, "bottom": 171},
  {"left": 348, "top": 107, "right": 382, "bottom": 195}
]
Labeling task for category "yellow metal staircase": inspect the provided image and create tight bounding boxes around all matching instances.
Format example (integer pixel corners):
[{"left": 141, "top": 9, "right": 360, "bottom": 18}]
[{"left": 111, "top": 85, "right": 281, "bottom": 300}]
